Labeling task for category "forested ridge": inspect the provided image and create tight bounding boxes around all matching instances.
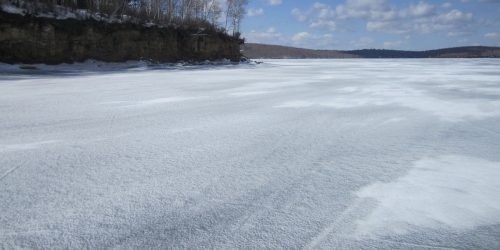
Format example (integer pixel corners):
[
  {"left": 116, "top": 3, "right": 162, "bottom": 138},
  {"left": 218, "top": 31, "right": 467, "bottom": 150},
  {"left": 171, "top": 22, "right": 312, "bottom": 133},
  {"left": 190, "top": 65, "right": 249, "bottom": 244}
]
[{"left": 242, "top": 43, "right": 500, "bottom": 59}]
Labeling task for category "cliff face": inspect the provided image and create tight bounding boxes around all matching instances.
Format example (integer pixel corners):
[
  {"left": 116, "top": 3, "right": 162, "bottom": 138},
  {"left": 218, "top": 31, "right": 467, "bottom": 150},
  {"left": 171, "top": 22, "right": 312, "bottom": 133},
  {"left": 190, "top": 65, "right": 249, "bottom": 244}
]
[{"left": 0, "top": 11, "right": 242, "bottom": 64}]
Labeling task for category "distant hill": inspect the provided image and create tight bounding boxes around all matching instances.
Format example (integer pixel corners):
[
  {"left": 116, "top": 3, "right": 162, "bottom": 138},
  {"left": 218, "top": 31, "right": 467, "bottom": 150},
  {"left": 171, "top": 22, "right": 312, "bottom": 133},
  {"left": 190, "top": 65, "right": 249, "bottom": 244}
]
[
  {"left": 242, "top": 43, "right": 500, "bottom": 59},
  {"left": 242, "top": 43, "right": 357, "bottom": 59}
]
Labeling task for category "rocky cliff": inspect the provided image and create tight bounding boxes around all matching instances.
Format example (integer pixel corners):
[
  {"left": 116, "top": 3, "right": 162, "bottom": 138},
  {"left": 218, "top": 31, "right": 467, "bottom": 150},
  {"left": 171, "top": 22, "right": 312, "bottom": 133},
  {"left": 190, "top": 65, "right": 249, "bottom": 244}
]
[{"left": 0, "top": 11, "right": 243, "bottom": 64}]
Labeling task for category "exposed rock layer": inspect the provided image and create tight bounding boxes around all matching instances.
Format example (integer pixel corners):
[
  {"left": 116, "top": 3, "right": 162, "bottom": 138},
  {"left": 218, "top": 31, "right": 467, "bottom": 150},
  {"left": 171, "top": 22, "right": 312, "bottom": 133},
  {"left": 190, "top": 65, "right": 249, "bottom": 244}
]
[{"left": 0, "top": 11, "right": 242, "bottom": 64}]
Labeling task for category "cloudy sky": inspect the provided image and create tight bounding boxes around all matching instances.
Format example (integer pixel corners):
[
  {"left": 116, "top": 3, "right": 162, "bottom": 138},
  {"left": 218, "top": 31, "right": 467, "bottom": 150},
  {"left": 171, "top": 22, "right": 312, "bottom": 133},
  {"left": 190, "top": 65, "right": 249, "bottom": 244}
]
[{"left": 241, "top": 0, "right": 500, "bottom": 50}]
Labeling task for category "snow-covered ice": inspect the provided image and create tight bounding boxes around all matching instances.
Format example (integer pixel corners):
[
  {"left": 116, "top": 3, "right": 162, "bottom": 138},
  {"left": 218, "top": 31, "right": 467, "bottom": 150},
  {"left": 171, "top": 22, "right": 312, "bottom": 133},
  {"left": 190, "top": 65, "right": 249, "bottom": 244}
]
[
  {"left": 1, "top": 59, "right": 500, "bottom": 249},
  {"left": 356, "top": 155, "right": 500, "bottom": 236}
]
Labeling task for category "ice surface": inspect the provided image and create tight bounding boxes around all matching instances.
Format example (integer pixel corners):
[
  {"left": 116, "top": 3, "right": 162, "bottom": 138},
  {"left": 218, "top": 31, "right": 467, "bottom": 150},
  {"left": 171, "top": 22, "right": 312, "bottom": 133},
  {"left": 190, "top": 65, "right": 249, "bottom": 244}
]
[
  {"left": 1, "top": 59, "right": 500, "bottom": 249},
  {"left": 356, "top": 155, "right": 500, "bottom": 236},
  {"left": 275, "top": 83, "right": 500, "bottom": 122},
  {"left": 0, "top": 140, "right": 60, "bottom": 153}
]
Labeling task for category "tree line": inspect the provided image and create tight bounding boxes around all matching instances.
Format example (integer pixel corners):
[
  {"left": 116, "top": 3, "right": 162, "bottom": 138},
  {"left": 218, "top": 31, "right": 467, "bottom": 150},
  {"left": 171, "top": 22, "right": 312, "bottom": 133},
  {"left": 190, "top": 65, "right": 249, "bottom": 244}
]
[{"left": 3, "top": 0, "right": 248, "bottom": 36}]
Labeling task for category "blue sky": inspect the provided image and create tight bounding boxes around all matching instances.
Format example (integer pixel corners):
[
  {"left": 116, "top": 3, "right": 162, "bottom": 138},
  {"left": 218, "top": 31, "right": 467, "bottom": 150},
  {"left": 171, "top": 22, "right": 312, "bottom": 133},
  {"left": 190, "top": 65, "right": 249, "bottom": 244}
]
[{"left": 241, "top": 0, "right": 500, "bottom": 50}]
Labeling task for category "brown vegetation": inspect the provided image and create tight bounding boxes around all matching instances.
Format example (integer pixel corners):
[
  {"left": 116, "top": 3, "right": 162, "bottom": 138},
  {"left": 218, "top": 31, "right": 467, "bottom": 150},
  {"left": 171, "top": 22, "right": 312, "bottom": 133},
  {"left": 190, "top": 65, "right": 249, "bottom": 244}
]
[
  {"left": 241, "top": 43, "right": 356, "bottom": 59},
  {"left": 242, "top": 43, "right": 500, "bottom": 59}
]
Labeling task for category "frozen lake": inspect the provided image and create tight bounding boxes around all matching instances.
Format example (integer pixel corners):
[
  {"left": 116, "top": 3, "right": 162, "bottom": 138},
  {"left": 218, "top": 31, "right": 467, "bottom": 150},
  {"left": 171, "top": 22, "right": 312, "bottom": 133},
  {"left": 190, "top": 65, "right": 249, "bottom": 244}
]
[{"left": 1, "top": 59, "right": 500, "bottom": 249}]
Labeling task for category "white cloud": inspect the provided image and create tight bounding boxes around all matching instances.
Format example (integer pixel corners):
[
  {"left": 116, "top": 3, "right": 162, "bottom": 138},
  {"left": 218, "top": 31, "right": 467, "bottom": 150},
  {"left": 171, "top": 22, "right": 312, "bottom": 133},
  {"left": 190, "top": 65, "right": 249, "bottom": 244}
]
[
  {"left": 447, "top": 31, "right": 469, "bottom": 37},
  {"left": 247, "top": 8, "right": 264, "bottom": 17},
  {"left": 335, "top": 0, "right": 395, "bottom": 20},
  {"left": 288, "top": 1, "right": 479, "bottom": 49},
  {"left": 405, "top": 1, "right": 435, "bottom": 17},
  {"left": 484, "top": 32, "right": 498, "bottom": 38},
  {"left": 366, "top": 21, "right": 400, "bottom": 33},
  {"left": 291, "top": 8, "right": 307, "bottom": 22},
  {"left": 288, "top": 32, "right": 336, "bottom": 49},
  {"left": 350, "top": 37, "right": 375, "bottom": 48},
  {"left": 342, "top": 0, "right": 388, "bottom": 10},
  {"left": 442, "top": 2, "right": 452, "bottom": 8},
  {"left": 291, "top": 3, "right": 337, "bottom": 31},
  {"left": 439, "top": 9, "right": 473, "bottom": 23},
  {"left": 298, "top": 1, "right": 474, "bottom": 33},
  {"left": 383, "top": 40, "right": 403, "bottom": 49},
  {"left": 267, "top": 0, "right": 282, "bottom": 6},
  {"left": 292, "top": 32, "right": 311, "bottom": 42},
  {"left": 316, "top": 4, "right": 336, "bottom": 19},
  {"left": 313, "top": 2, "right": 328, "bottom": 9},
  {"left": 309, "top": 20, "right": 337, "bottom": 31},
  {"left": 365, "top": 8, "right": 474, "bottom": 34},
  {"left": 244, "top": 27, "right": 284, "bottom": 44}
]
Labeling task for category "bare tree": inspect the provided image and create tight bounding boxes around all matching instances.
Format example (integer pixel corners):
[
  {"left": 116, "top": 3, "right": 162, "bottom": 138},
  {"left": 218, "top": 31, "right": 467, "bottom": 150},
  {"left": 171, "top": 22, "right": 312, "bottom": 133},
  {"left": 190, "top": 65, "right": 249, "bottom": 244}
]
[
  {"left": 225, "top": 0, "right": 247, "bottom": 36},
  {"left": 206, "top": 0, "right": 222, "bottom": 26},
  {"left": 4, "top": 0, "right": 245, "bottom": 35}
]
